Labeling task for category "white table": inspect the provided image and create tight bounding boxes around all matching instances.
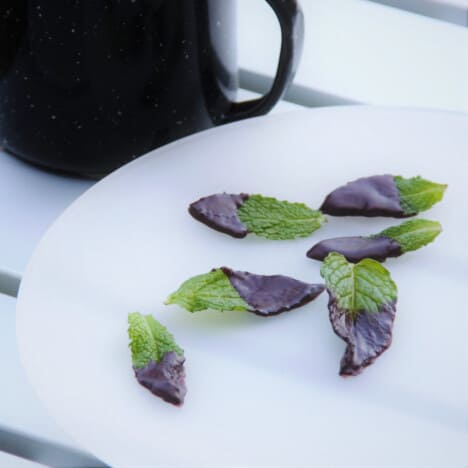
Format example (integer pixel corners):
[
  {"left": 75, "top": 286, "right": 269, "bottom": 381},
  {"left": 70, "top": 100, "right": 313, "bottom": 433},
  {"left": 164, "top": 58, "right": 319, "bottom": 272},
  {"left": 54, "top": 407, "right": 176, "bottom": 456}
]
[{"left": 1, "top": 2, "right": 467, "bottom": 465}]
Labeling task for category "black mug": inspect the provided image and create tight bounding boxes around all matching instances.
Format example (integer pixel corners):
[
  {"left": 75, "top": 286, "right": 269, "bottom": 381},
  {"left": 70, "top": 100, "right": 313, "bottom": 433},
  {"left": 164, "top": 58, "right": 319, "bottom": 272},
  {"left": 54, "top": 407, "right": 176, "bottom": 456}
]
[{"left": 0, "top": 0, "right": 303, "bottom": 178}]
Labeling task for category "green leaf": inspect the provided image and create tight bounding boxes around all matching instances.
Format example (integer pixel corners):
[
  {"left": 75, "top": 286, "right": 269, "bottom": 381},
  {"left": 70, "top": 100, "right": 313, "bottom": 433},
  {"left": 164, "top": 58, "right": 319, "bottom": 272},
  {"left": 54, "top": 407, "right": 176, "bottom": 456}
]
[
  {"left": 378, "top": 219, "right": 442, "bottom": 253},
  {"left": 165, "top": 269, "right": 249, "bottom": 313},
  {"left": 394, "top": 176, "right": 447, "bottom": 215},
  {"left": 237, "top": 194, "right": 326, "bottom": 240},
  {"left": 128, "top": 312, "right": 183, "bottom": 369},
  {"left": 320, "top": 253, "right": 397, "bottom": 318}
]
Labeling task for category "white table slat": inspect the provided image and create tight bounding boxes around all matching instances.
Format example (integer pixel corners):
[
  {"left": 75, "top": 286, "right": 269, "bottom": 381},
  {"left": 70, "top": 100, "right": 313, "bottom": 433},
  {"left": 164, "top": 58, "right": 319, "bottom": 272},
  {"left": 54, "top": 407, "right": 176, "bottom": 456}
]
[
  {"left": 0, "top": 92, "right": 298, "bottom": 276},
  {"left": 238, "top": 0, "right": 468, "bottom": 111},
  {"left": 0, "top": 294, "right": 76, "bottom": 446},
  {"left": 370, "top": 0, "right": 468, "bottom": 26},
  {"left": 0, "top": 153, "right": 94, "bottom": 276},
  {"left": 0, "top": 452, "right": 41, "bottom": 468}
]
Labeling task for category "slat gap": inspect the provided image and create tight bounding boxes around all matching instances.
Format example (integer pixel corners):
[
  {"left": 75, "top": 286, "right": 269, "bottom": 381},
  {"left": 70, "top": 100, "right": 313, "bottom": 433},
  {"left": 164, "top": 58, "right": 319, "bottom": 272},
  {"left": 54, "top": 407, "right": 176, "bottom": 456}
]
[{"left": 0, "top": 269, "right": 21, "bottom": 298}]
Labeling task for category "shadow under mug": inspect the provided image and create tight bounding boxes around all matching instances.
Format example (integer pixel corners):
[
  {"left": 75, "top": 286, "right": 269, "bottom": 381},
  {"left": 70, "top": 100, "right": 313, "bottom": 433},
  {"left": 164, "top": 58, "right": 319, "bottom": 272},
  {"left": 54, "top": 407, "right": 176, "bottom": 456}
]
[{"left": 0, "top": 0, "right": 303, "bottom": 178}]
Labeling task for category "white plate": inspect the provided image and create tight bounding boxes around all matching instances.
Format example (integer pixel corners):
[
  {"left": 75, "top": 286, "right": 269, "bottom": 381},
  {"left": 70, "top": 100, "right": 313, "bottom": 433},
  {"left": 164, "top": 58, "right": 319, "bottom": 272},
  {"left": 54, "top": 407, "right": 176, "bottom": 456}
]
[{"left": 17, "top": 107, "right": 468, "bottom": 467}]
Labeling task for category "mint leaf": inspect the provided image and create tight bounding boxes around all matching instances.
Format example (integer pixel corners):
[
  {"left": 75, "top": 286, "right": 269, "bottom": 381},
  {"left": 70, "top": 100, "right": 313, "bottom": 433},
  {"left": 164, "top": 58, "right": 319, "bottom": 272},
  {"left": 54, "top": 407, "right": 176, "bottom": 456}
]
[
  {"left": 321, "top": 254, "right": 398, "bottom": 375},
  {"left": 128, "top": 312, "right": 183, "bottom": 369},
  {"left": 320, "top": 253, "right": 397, "bottom": 318},
  {"left": 129, "top": 313, "right": 187, "bottom": 406},
  {"left": 165, "top": 269, "right": 249, "bottom": 313},
  {"left": 378, "top": 219, "right": 442, "bottom": 253},
  {"left": 237, "top": 194, "right": 326, "bottom": 240},
  {"left": 166, "top": 268, "right": 324, "bottom": 316},
  {"left": 394, "top": 176, "right": 446, "bottom": 215}
]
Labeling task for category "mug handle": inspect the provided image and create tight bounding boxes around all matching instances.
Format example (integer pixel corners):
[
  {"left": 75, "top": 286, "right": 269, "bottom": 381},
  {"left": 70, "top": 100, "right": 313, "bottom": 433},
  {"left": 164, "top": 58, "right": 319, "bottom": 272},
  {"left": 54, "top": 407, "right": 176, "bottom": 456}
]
[{"left": 221, "top": 0, "right": 304, "bottom": 124}]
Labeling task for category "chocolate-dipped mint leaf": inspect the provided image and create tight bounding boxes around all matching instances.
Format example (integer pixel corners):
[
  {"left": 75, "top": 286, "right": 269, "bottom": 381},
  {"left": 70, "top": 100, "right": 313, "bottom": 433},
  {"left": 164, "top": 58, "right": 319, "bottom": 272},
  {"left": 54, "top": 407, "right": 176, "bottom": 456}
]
[
  {"left": 165, "top": 268, "right": 324, "bottom": 316},
  {"left": 307, "top": 219, "right": 441, "bottom": 263},
  {"left": 189, "top": 193, "right": 249, "bottom": 238},
  {"left": 128, "top": 312, "right": 186, "bottom": 406},
  {"left": 320, "top": 175, "right": 446, "bottom": 217},
  {"left": 320, "top": 253, "right": 398, "bottom": 376},
  {"left": 189, "top": 193, "right": 326, "bottom": 240},
  {"left": 238, "top": 194, "right": 326, "bottom": 240}
]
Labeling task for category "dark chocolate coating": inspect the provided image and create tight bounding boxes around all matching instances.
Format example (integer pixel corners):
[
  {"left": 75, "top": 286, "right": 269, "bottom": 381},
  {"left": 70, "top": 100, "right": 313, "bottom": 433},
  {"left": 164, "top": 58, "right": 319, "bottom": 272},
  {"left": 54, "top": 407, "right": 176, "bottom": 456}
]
[
  {"left": 134, "top": 352, "right": 186, "bottom": 406},
  {"left": 222, "top": 267, "right": 325, "bottom": 316},
  {"left": 307, "top": 236, "right": 402, "bottom": 263},
  {"left": 189, "top": 193, "right": 250, "bottom": 238},
  {"left": 328, "top": 292, "right": 396, "bottom": 376},
  {"left": 320, "top": 175, "right": 408, "bottom": 218}
]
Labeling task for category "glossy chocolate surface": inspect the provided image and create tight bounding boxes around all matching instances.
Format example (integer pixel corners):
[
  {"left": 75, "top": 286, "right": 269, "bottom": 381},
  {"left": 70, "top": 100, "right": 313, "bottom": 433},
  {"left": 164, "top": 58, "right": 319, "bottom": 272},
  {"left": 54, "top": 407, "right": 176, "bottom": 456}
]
[
  {"left": 320, "top": 175, "right": 407, "bottom": 218},
  {"left": 328, "top": 292, "right": 396, "bottom": 376},
  {"left": 307, "top": 236, "right": 402, "bottom": 263},
  {"left": 134, "top": 352, "right": 186, "bottom": 406},
  {"left": 222, "top": 267, "right": 325, "bottom": 316},
  {"left": 189, "top": 193, "right": 249, "bottom": 238},
  {"left": 0, "top": 0, "right": 237, "bottom": 176}
]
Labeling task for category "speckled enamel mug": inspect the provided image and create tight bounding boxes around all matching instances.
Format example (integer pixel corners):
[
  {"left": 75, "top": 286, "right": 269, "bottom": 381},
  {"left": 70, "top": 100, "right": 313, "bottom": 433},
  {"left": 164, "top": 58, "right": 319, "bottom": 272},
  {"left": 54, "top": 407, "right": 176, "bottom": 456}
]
[{"left": 0, "top": 0, "right": 303, "bottom": 177}]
